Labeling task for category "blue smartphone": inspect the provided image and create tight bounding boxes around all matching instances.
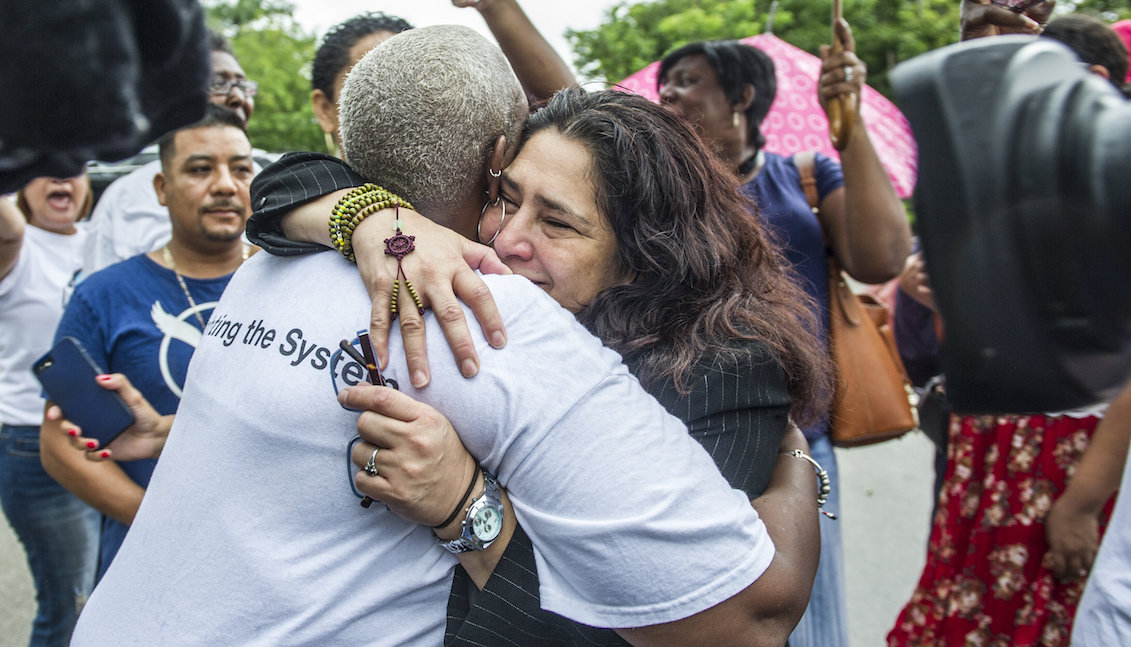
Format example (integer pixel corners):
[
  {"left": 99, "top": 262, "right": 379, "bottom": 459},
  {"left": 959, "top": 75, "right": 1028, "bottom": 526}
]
[{"left": 32, "top": 336, "right": 136, "bottom": 447}]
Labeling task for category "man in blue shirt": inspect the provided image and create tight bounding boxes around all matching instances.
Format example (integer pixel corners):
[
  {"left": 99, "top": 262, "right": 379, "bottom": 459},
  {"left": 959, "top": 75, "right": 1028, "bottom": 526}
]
[{"left": 39, "top": 104, "right": 254, "bottom": 577}]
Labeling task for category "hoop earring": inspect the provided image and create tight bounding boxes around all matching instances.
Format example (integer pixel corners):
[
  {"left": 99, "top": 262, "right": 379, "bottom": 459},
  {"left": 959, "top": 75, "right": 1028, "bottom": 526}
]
[
  {"left": 488, "top": 168, "right": 501, "bottom": 178},
  {"left": 477, "top": 197, "right": 506, "bottom": 245}
]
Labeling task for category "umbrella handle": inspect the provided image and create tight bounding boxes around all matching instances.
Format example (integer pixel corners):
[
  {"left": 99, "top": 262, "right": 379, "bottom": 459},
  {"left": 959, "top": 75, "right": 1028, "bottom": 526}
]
[
  {"left": 828, "top": 1, "right": 855, "bottom": 150},
  {"left": 827, "top": 79, "right": 856, "bottom": 151}
]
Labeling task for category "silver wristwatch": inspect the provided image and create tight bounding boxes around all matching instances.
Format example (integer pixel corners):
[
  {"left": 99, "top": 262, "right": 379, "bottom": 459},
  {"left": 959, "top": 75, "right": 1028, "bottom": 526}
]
[{"left": 437, "top": 470, "right": 504, "bottom": 554}]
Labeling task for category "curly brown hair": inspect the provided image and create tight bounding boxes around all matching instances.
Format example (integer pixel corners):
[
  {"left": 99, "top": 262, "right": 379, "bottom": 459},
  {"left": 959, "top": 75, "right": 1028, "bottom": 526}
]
[{"left": 524, "top": 88, "right": 831, "bottom": 424}]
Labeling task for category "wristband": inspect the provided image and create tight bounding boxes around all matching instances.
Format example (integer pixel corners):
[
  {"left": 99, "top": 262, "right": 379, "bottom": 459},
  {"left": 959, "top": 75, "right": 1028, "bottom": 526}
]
[
  {"left": 329, "top": 183, "right": 413, "bottom": 262},
  {"left": 433, "top": 460, "right": 481, "bottom": 529},
  {"left": 781, "top": 449, "right": 837, "bottom": 520}
]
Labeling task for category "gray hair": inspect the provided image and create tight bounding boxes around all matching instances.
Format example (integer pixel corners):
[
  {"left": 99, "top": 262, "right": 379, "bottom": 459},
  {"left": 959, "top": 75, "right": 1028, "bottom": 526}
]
[{"left": 338, "top": 25, "right": 526, "bottom": 215}]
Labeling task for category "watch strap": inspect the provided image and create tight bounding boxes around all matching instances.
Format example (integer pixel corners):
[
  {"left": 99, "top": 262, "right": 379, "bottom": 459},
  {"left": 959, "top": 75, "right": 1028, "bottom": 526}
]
[{"left": 437, "top": 470, "right": 502, "bottom": 554}]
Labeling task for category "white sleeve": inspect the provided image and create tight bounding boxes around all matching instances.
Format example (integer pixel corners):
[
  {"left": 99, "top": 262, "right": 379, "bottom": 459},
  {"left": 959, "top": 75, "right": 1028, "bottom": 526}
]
[
  {"left": 431, "top": 277, "right": 774, "bottom": 629},
  {"left": 83, "top": 162, "right": 170, "bottom": 275},
  {"left": 0, "top": 243, "right": 27, "bottom": 299}
]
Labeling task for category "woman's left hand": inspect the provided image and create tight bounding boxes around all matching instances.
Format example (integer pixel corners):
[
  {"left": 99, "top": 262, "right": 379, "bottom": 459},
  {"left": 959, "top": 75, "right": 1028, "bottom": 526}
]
[
  {"left": 818, "top": 19, "right": 865, "bottom": 116},
  {"left": 1044, "top": 494, "right": 1100, "bottom": 582},
  {"left": 49, "top": 373, "right": 171, "bottom": 462},
  {"left": 341, "top": 384, "right": 479, "bottom": 528}
]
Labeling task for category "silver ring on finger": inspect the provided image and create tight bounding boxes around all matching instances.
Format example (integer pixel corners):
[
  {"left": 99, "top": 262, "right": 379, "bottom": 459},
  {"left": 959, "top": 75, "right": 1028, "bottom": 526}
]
[
  {"left": 844, "top": 66, "right": 854, "bottom": 83},
  {"left": 364, "top": 447, "right": 380, "bottom": 477}
]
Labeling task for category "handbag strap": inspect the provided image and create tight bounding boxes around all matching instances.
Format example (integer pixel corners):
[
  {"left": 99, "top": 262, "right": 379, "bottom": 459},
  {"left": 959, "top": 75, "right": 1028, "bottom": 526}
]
[
  {"left": 793, "top": 151, "right": 820, "bottom": 214},
  {"left": 793, "top": 152, "right": 862, "bottom": 326}
]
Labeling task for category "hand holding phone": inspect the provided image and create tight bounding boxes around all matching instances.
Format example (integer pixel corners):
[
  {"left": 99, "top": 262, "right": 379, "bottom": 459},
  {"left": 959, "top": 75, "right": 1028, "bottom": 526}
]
[{"left": 33, "top": 337, "right": 136, "bottom": 448}]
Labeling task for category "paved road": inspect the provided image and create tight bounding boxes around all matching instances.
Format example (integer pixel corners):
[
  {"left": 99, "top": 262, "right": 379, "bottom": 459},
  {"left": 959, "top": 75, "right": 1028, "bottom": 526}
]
[
  {"left": 0, "top": 431, "right": 935, "bottom": 647},
  {"left": 0, "top": 511, "right": 34, "bottom": 646},
  {"left": 840, "top": 430, "right": 935, "bottom": 646}
]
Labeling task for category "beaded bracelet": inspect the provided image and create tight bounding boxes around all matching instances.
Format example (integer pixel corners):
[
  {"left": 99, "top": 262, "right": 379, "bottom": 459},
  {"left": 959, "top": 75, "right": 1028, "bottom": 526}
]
[
  {"left": 329, "top": 183, "right": 414, "bottom": 263},
  {"left": 781, "top": 449, "right": 838, "bottom": 520}
]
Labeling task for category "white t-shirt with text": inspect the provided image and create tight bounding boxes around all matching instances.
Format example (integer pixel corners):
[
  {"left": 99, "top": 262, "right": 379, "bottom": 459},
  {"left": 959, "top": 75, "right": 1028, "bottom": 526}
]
[
  {"left": 73, "top": 251, "right": 773, "bottom": 645},
  {"left": 0, "top": 225, "right": 85, "bottom": 425}
]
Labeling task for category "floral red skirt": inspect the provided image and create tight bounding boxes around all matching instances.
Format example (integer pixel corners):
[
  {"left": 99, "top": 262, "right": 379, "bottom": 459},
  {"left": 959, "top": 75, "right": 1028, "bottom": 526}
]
[{"left": 887, "top": 413, "right": 1113, "bottom": 647}]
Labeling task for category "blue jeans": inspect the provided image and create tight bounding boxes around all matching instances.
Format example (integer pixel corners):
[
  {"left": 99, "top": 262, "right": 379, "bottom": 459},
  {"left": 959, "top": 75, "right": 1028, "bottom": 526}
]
[
  {"left": 0, "top": 424, "right": 99, "bottom": 647},
  {"left": 788, "top": 433, "right": 848, "bottom": 647}
]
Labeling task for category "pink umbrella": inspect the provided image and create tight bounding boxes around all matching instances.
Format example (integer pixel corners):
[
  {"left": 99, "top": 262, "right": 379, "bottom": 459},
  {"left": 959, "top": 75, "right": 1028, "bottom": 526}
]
[
  {"left": 1112, "top": 20, "right": 1131, "bottom": 83},
  {"left": 616, "top": 33, "right": 918, "bottom": 199}
]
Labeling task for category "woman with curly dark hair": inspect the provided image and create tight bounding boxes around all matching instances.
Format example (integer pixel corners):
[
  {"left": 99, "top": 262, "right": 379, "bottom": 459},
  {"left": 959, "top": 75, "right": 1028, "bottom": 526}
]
[{"left": 499, "top": 87, "right": 830, "bottom": 449}]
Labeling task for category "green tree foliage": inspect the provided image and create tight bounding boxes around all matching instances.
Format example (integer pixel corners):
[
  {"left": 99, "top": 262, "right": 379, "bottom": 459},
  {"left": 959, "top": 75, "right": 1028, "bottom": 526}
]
[
  {"left": 568, "top": 0, "right": 962, "bottom": 99},
  {"left": 1058, "top": 0, "right": 1131, "bottom": 21},
  {"left": 204, "top": 0, "right": 323, "bottom": 154},
  {"left": 567, "top": 0, "right": 765, "bottom": 83}
]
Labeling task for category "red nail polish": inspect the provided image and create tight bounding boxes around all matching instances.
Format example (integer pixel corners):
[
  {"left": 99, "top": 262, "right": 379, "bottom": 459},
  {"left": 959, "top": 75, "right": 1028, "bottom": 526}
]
[
  {"left": 100, "top": 451, "right": 110, "bottom": 459},
  {"left": 86, "top": 440, "right": 97, "bottom": 449},
  {"left": 68, "top": 429, "right": 78, "bottom": 437},
  {"left": 97, "top": 375, "right": 112, "bottom": 382}
]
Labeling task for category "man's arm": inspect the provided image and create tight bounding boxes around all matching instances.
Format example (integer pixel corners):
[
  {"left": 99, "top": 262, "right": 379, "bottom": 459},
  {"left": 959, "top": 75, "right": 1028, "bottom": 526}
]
[
  {"left": 444, "top": 349, "right": 809, "bottom": 644},
  {"left": 457, "top": 429, "right": 819, "bottom": 647}
]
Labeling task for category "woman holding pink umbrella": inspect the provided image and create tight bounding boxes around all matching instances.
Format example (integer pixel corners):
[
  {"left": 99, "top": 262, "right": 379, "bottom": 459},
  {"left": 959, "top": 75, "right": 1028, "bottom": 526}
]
[{"left": 656, "top": 18, "right": 911, "bottom": 647}]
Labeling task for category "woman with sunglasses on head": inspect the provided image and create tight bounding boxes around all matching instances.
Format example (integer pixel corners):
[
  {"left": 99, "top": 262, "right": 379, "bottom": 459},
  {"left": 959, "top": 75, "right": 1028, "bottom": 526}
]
[{"left": 0, "top": 173, "right": 99, "bottom": 647}]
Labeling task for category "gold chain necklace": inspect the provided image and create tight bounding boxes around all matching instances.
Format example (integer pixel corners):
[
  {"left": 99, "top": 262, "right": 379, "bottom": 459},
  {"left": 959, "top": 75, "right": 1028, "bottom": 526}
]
[{"left": 162, "top": 244, "right": 249, "bottom": 330}]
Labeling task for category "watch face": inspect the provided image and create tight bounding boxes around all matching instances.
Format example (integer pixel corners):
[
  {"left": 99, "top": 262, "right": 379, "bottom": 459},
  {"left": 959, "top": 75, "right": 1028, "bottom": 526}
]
[{"left": 471, "top": 505, "right": 503, "bottom": 542}]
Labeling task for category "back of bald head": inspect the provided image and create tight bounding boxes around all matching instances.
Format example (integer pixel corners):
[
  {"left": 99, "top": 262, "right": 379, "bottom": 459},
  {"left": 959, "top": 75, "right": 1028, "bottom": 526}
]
[{"left": 338, "top": 25, "right": 526, "bottom": 217}]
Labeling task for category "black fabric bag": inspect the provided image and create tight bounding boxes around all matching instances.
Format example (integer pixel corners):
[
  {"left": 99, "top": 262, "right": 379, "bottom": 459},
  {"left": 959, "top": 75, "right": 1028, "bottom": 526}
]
[
  {"left": 892, "top": 37, "right": 1131, "bottom": 414},
  {"left": 1, "top": 0, "right": 210, "bottom": 192}
]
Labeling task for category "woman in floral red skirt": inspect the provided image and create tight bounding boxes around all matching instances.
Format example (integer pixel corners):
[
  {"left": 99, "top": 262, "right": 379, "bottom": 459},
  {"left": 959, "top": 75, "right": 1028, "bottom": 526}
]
[{"left": 888, "top": 411, "right": 1114, "bottom": 646}]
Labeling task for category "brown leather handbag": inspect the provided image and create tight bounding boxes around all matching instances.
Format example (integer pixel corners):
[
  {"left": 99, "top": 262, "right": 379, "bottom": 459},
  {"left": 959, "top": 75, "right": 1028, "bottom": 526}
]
[{"left": 795, "top": 152, "right": 919, "bottom": 447}]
